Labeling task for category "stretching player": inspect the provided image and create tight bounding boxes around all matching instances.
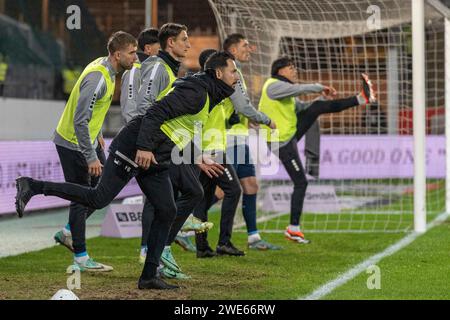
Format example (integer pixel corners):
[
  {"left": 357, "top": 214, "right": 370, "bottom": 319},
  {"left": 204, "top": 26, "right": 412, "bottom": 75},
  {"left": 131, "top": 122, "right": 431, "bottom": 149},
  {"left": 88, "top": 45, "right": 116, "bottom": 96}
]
[
  {"left": 122, "top": 23, "right": 187, "bottom": 264},
  {"left": 15, "top": 51, "right": 238, "bottom": 290},
  {"left": 193, "top": 49, "right": 244, "bottom": 258},
  {"left": 132, "top": 24, "right": 212, "bottom": 275},
  {"left": 52, "top": 31, "right": 137, "bottom": 272},
  {"left": 259, "top": 57, "right": 376, "bottom": 243},
  {"left": 221, "top": 34, "right": 280, "bottom": 250}
]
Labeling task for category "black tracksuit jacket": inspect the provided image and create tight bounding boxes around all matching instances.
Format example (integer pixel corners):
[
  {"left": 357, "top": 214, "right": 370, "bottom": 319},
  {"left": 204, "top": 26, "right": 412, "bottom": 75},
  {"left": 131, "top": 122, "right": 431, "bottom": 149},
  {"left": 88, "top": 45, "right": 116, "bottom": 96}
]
[{"left": 109, "top": 70, "right": 235, "bottom": 164}]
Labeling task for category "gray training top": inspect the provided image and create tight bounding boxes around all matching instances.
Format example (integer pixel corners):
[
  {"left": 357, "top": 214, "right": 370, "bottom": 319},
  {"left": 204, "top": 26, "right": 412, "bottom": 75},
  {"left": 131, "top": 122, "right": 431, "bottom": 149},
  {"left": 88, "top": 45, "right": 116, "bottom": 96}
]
[
  {"left": 229, "top": 61, "right": 272, "bottom": 127},
  {"left": 120, "top": 63, "right": 142, "bottom": 123},
  {"left": 266, "top": 79, "right": 366, "bottom": 110},
  {"left": 265, "top": 78, "right": 325, "bottom": 148},
  {"left": 124, "top": 56, "right": 171, "bottom": 121},
  {"left": 53, "top": 57, "right": 117, "bottom": 164},
  {"left": 265, "top": 79, "right": 325, "bottom": 112}
]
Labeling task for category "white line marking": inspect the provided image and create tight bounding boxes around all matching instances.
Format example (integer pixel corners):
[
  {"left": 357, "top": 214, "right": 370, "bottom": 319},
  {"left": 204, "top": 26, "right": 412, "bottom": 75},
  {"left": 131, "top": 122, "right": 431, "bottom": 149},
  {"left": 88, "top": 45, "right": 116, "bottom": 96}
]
[{"left": 300, "top": 211, "right": 449, "bottom": 300}]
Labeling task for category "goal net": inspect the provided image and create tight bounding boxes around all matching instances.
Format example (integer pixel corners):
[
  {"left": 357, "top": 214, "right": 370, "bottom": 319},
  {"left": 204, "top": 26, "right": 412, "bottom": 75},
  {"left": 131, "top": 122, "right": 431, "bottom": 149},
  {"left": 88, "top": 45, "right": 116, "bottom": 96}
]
[{"left": 208, "top": 0, "right": 448, "bottom": 233}]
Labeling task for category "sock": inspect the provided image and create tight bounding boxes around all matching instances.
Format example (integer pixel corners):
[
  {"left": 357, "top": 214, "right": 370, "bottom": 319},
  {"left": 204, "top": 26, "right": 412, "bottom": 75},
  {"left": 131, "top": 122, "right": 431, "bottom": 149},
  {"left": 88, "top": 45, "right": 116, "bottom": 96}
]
[
  {"left": 63, "top": 224, "right": 71, "bottom": 236},
  {"left": 242, "top": 194, "right": 258, "bottom": 235},
  {"left": 288, "top": 224, "right": 300, "bottom": 232},
  {"left": 74, "top": 251, "right": 89, "bottom": 264},
  {"left": 140, "top": 246, "right": 147, "bottom": 256},
  {"left": 248, "top": 232, "right": 261, "bottom": 244}
]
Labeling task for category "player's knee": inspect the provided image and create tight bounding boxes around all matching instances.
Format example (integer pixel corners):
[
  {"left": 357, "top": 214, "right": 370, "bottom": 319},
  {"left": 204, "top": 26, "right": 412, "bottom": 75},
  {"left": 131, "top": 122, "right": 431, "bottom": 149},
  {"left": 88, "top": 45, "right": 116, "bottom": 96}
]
[
  {"left": 244, "top": 181, "right": 258, "bottom": 195},
  {"left": 89, "top": 191, "right": 114, "bottom": 210},
  {"left": 253, "top": 182, "right": 259, "bottom": 194},
  {"left": 240, "top": 177, "right": 258, "bottom": 194}
]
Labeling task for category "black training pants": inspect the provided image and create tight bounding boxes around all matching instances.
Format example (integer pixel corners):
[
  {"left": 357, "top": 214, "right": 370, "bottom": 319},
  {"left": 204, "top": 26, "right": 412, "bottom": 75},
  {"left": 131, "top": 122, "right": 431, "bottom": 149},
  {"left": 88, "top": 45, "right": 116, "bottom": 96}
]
[
  {"left": 140, "top": 164, "right": 204, "bottom": 247},
  {"left": 41, "top": 152, "right": 177, "bottom": 278},
  {"left": 55, "top": 144, "right": 105, "bottom": 254},
  {"left": 276, "top": 96, "right": 359, "bottom": 225},
  {"left": 193, "top": 163, "right": 241, "bottom": 249}
]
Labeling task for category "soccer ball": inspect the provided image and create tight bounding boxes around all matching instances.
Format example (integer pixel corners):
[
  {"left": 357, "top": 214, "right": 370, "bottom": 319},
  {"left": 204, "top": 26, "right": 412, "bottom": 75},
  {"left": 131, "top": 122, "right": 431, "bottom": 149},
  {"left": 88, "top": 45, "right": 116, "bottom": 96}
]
[{"left": 50, "top": 289, "right": 79, "bottom": 300}]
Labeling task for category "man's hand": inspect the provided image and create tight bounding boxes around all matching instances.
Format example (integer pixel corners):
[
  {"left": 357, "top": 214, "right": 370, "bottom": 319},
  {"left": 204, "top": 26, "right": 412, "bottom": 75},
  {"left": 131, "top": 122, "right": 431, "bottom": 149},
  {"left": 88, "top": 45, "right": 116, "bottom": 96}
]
[
  {"left": 268, "top": 120, "right": 276, "bottom": 130},
  {"left": 322, "top": 86, "right": 337, "bottom": 98},
  {"left": 135, "top": 150, "right": 158, "bottom": 170},
  {"left": 197, "top": 154, "right": 224, "bottom": 178},
  {"left": 98, "top": 136, "right": 106, "bottom": 150},
  {"left": 88, "top": 159, "right": 103, "bottom": 177},
  {"left": 248, "top": 120, "right": 260, "bottom": 130},
  {"left": 198, "top": 162, "right": 224, "bottom": 178}
]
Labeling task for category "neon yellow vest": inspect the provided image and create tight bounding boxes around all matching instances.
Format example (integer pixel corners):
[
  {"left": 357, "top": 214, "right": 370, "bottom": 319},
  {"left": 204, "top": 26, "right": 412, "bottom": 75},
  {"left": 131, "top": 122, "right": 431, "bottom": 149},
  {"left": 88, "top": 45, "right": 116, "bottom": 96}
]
[
  {"left": 259, "top": 78, "right": 296, "bottom": 142},
  {"left": 56, "top": 57, "right": 115, "bottom": 145},
  {"left": 156, "top": 61, "right": 177, "bottom": 101},
  {"left": 62, "top": 68, "right": 82, "bottom": 94},
  {"left": 226, "top": 68, "right": 249, "bottom": 136},
  {"left": 202, "top": 100, "right": 233, "bottom": 151},
  {"left": 161, "top": 92, "right": 210, "bottom": 150}
]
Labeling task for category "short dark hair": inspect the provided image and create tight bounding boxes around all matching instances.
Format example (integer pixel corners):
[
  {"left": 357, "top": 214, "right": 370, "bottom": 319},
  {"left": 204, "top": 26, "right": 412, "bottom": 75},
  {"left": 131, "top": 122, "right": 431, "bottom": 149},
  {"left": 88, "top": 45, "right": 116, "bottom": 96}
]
[
  {"left": 223, "top": 33, "right": 246, "bottom": 52},
  {"left": 271, "top": 56, "right": 294, "bottom": 76},
  {"left": 158, "top": 23, "right": 188, "bottom": 50},
  {"left": 107, "top": 31, "right": 137, "bottom": 54},
  {"left": 204, "top": 51, "right": 235, "bottom": 71},
  {"left": 137, "top": 28, "right": 159, "bottom": 51},
  {"left": 199, "top": 49, "right": 217, "bottom": 70}
]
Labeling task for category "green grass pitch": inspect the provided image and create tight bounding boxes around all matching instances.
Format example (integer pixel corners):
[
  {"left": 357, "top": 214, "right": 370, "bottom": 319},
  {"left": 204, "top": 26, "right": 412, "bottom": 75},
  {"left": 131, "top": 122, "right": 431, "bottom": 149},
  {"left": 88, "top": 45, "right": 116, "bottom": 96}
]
[{"left": 0, "top": 208, "right": 449, "bottom": 300}]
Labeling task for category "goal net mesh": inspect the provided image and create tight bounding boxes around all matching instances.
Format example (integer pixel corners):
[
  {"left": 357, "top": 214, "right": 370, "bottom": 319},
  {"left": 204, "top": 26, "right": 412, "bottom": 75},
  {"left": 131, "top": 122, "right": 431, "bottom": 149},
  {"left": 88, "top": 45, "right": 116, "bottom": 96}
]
[{"left": 208, "top": 0, "right": 447, "bottom": 233}]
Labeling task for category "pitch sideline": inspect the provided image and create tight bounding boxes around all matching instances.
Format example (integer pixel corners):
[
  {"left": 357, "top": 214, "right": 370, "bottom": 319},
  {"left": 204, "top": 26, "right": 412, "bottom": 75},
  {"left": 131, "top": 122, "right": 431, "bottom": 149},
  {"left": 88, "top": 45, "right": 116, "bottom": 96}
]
[{"left": 300, "top": 211, "right": 449, "bottom": 300}]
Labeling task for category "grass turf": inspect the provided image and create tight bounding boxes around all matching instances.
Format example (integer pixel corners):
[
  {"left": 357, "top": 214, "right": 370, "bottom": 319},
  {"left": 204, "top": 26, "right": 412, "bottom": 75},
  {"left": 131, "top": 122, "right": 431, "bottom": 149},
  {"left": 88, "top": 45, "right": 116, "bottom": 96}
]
[
  {"left": 1, "top": 209, "right": 448, "bottom": 300},
  {"left": 323, "top": 219, "right": 450, "bottom": 300}
]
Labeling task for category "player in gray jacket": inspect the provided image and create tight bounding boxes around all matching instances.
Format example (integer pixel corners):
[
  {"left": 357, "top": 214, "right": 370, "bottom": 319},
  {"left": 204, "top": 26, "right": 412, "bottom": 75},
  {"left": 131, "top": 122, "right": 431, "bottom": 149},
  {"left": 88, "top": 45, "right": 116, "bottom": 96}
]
[{"left": 120, "top": 28, "right": 159, "bottom": 123}]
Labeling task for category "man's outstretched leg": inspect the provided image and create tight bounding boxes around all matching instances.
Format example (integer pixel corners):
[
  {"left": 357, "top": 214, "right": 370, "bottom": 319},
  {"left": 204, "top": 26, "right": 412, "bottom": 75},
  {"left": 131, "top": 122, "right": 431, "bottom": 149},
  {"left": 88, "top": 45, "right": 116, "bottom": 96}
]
[
  {"left": 15, "top": 152, "right": 136, "bottom": 217},
  {"left": 52, "top": 145, "right": 112, "bottom": 272},
  {"left": 295, "top": 74, "right": 376, "bottom": 140}
]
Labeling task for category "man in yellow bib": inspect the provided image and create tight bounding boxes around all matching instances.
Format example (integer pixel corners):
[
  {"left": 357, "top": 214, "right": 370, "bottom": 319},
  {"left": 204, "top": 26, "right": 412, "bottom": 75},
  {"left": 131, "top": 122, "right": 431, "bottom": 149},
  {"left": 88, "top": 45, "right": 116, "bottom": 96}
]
[
  {"left": 260, "top": 57, "right": 376, "bottom": 244},
  {"left": 52, "top": 31, "right": 137, "bottom": 272},
  {"left": 213, "top": 34, "right": 280, "bottom": 251},
  {"left": 131, "top": 24, "right": 212, "bottom": 275},
  {"left": 193, "top": 49, "right": 245, "bottom": 258}
]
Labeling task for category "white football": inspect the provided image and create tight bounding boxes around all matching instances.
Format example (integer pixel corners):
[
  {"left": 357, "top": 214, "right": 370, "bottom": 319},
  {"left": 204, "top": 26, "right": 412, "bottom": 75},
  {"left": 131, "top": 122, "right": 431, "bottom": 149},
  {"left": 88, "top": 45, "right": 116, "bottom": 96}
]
[{"left": 50, "top": 289, "right": 80, "bottom": 300}]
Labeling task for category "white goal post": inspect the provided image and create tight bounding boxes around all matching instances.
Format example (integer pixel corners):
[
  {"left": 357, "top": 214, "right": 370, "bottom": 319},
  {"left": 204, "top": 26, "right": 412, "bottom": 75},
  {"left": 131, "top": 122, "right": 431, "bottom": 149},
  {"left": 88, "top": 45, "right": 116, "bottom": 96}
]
[{"left": 208, "top": 0, "right": 449, "bottom": 233}]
